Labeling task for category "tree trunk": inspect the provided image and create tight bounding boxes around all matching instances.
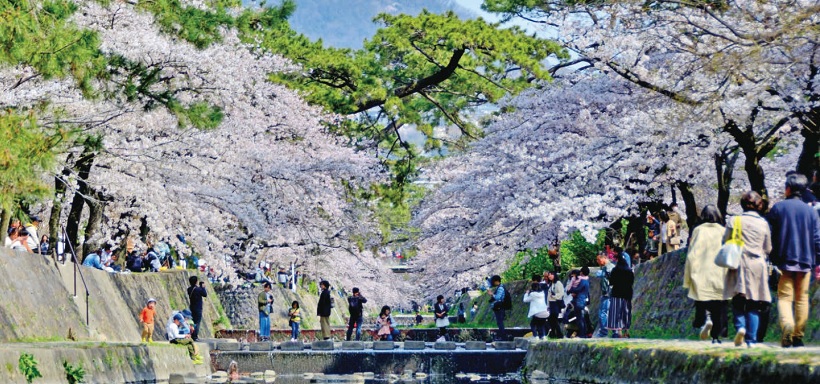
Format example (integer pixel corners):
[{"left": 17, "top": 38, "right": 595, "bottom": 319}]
[
  {"left": 0, "top": 207, "right": 10, "bottom": 245},
  {"left": 66, "top": 149, "right": 96, "bottom": 253},
  {"left": 48, "top": 162, "right": 72, "bottom": 252},
  {"left": 624, "top": 213, "right": 646, "bottom": 254},
  {"left": 676, "top": 181, "right": 699, "bottom": 233},
  {"left": 743, "top": 150, "right": 769, "bottom": 208},
  {"left": 82, "top": 189, "right": 104, "bottom": 255},
  {"left": 715, "top": 148, "right": 739, "bottom": 218},
  {"left": 796, "top": 125, "right": 818, "bottom": 178}
]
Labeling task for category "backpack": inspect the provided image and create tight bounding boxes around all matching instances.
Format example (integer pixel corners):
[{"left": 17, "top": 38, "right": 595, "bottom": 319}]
[{"left": 501, "top": 285, "right": 512, "bottom": 310}]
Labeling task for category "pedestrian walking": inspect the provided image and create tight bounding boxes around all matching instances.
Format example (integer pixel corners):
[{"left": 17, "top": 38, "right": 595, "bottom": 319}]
[
  {"left": 523, "top": 283, "right": 548, "bottom": 339},
  {"left": 683, "top": 205, "right": 728, "bottom": 343},
  {"left": 767, "top": 173, "right": 820, "bottom": 348},
  {"left": 607, "top": 253, "right": 634, "bottom": 337},
  {"left": 723, "top": 192, "right": 772, "bottom": 348}
]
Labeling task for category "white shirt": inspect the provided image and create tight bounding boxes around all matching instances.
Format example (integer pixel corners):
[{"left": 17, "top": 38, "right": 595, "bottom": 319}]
[
  {"left": 523, "top": 291, "right": 548, "bottom": 318},
  {"left": 167, "top": 321, "right": 183, "bottom": 340},
  {"left": 25, "top": 225, "right": 39, "bottom": 250}
]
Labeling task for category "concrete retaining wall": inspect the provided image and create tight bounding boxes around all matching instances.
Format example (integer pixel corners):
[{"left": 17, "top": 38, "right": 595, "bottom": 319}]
[
  {"left": 525, "top": 339, "right": 820, "bottom": 384},
  {"left": 0, "top": 247, "right": 224, "bottom": 343},
  {"left": 0, "top": 342, "right": 210, "bottom": 384}
]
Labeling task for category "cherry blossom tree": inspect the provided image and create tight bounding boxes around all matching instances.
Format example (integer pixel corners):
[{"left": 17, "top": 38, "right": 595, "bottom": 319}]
[
  {"left": 1, "top": 0, "right": 415, "bottom": 304},
  {"left": 484, "top": 0, "right": 819, "bottom": 205},
  {"left": 410, "top": 67, "right": 800, "bottom": 297}
]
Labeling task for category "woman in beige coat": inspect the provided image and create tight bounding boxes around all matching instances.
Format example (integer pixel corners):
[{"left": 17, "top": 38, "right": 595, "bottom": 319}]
[
  {"left": 723, "top": 191, "right": 772, "bottom": 348},
  {"left": 683, "top": 205, "right": 727, "bottom": 343}
]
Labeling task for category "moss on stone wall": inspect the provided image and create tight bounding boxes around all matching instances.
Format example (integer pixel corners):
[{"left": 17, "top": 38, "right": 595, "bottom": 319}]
[
  {"left": 0, "top": 247, "right": 223, "bottom": 343},
  {"left": 526, "top": 339, "right": 820, "bottom": 384}
]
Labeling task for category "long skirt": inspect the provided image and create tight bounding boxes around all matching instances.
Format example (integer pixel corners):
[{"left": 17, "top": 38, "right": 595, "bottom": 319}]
[{"left": 606, "top": 297, "right": 631, "bottom": 330}]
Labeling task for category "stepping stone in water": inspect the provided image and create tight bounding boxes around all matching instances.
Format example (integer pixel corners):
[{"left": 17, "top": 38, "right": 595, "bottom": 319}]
[
  {"left": 312, "top": 340, "right": 335, "bottom": 351},
  {"left": 216, "top": 342, "right": 240, "bottom": 351},
  {"left": 373, "top": 341, "right": 395, "bottom": 350},
  {"left": 464, "top": 341, "right": 487, "bottom": 350},
  {"left": 248, "top": 342, "right": 274, "bottom": 351},
  {"left": 493, "top": 341, "right": 516, "bottom": 350},
  {"left": 434, "top": 341, "right": 457, "bottom": 350},
  {"left": 342, "top": 341, "right": 365, "bottom": 350},
  {"left": 404, "top": 341, "right": 426, "bottom": 350},
  {"left": 280, "top": 341, "right": 305, "bottom": 351}
]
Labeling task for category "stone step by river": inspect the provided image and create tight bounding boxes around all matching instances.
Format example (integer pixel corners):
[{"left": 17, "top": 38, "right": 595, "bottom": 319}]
[{"left": 208, "top": 340, "right": 529, "bottom": 376}]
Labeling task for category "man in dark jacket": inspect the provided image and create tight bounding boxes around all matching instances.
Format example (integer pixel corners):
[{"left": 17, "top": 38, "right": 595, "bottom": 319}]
[
  {"left": 767, "top": 173, "right": 820, "bottom": 348},
  {"left": 187, "top": 275, "right": 208, "bottom": 341},
  {"left": 317, "top": 280, "right": 332, "bottom": 340},
  {"left": 345, "top": 287, "right": 367, "bottom": 341}
]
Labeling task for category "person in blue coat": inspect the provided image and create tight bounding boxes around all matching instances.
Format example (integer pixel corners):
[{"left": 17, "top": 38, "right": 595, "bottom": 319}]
[
  {"left": 568, "top": 267, "right": 591, "bottom": 338},
  {"left": 767, "top": 173, "right": 820, "bottom": 347}
]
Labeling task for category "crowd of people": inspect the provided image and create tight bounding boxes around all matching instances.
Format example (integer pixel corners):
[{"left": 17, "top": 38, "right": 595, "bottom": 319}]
[
  {"left": 4, "top": 216, "right": 47, "bottom": 255},
  {"left": 684, "top": 172, "right": 820, "bottom": 348}
]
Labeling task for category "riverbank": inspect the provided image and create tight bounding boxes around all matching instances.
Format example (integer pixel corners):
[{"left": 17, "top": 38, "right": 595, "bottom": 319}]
[
  {"left": 0, "top": 342, "right": 210, "bottom": 383},
  {"left": 0, "top": 247, "right": 226, "bottom": 343},
  {"left": 525, "top": 338, "right": 820, "bottom": 383}
]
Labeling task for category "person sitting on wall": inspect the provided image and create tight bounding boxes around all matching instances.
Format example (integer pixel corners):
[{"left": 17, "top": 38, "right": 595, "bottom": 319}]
[
  {"left": 167, "top": 313, "right": 202, "bottom": 364},
  {"left": 82, "top": 249, "right": 104, "bottom": 270}
]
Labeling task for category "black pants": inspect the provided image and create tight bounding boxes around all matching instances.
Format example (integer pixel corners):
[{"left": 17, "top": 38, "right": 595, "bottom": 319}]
[
  {"left": 693, "top": 300, "right": 727, "bottom": 339},
  {"left": 530, "top": 317, "right": 547, "bottom": 338},
  {"left": 493, "top": 309, "right": 506, "bottom": 340},
  {"left": 192, "top": 311, "right": 202, "bottom": 341},
  {"left": 346, "top": 315, "right": 362, "bottom": 341},
  {"left": 547, "top": 302, "right": 564, "bottom": 338}
]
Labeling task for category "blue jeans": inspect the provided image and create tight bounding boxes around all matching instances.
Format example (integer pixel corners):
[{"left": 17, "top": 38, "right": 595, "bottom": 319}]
[
  {"left": 346, "top": 316, "right": 362, "bottom": 341},
  {"left": 494, "top": 310, "right": 506, "bottom": 340},
  {"left": 574, "top": 300, "right": 588, "bottom": 338},
  {"left": 597, "top": 296, "right": 610, "bottom": 337},
  {"left": 259, "top": 312, "right": 270, "bottom": 338},
  {"left": 732, "top": 296, "right": 760, "bottom": 344},
  {"left": 290, "top": 321, "right": 300, "bottom": 340}
]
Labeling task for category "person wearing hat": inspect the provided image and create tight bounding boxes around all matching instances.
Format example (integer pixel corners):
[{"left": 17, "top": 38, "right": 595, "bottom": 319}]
[
  {"left": 167, "top": 312, "right": 202, "bottom": 364},
  {"left": 140, "top": 298, "right": 157, "bottom": 343}
]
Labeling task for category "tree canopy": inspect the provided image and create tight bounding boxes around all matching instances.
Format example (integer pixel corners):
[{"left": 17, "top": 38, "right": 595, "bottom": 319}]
[{"left": 264, "top": 9, "right": 567, "bottom": 189}]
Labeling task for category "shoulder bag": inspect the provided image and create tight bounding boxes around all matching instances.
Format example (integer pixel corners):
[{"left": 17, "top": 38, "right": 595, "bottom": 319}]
[{"left": 715, "top": 216, "right": 743, "bottom": 269}]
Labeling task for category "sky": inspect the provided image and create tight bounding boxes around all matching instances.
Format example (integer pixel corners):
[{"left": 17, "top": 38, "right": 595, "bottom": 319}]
[{"left": 452, "top": 0, "right": 498, "bottom": 20}]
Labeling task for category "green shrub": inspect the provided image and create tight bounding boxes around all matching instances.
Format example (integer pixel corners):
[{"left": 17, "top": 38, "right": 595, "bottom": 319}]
[
  {"left": 559, "top": 230, "right": 604, "bottom": 269},
  {"left": 502, "top": 247, "right": 554, "bottom": 282},
  {"left": 62, "top": 361, "right": 85, "bottom": 384},
  {"left": 18, "top": 353, "right": 41, "bottom": 383}
]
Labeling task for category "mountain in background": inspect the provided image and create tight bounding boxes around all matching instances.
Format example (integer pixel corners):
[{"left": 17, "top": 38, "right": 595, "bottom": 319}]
[{"left": 247, "top": 0, "right": 473, "bottom": 48}]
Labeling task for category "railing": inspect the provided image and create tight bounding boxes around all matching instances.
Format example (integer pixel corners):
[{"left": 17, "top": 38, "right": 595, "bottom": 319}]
[{"left": 60, "top": 226, "right": 90, "bottom": 327}]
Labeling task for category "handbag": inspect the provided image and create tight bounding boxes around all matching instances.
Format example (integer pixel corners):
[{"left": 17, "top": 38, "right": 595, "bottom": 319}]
[{"left": 715, "top": 216, "right": 743, "bottom": 269}]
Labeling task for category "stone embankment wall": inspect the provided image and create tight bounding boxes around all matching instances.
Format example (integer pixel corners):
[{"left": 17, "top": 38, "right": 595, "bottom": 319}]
[
  {"left": 461, "top": 249, "right": 820, "bottom": 341},
  {"left": 0, "top": 342, "right": 209, "bottom": 384},
  {"left": 525, "top": 339, "right": 820, "bottom": 384},
  {"left": 0, "top": 247, "right": 224, "bottom": 343},
  {"left": 215, "top": 284, "right": 350, "bottom": 331}
]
